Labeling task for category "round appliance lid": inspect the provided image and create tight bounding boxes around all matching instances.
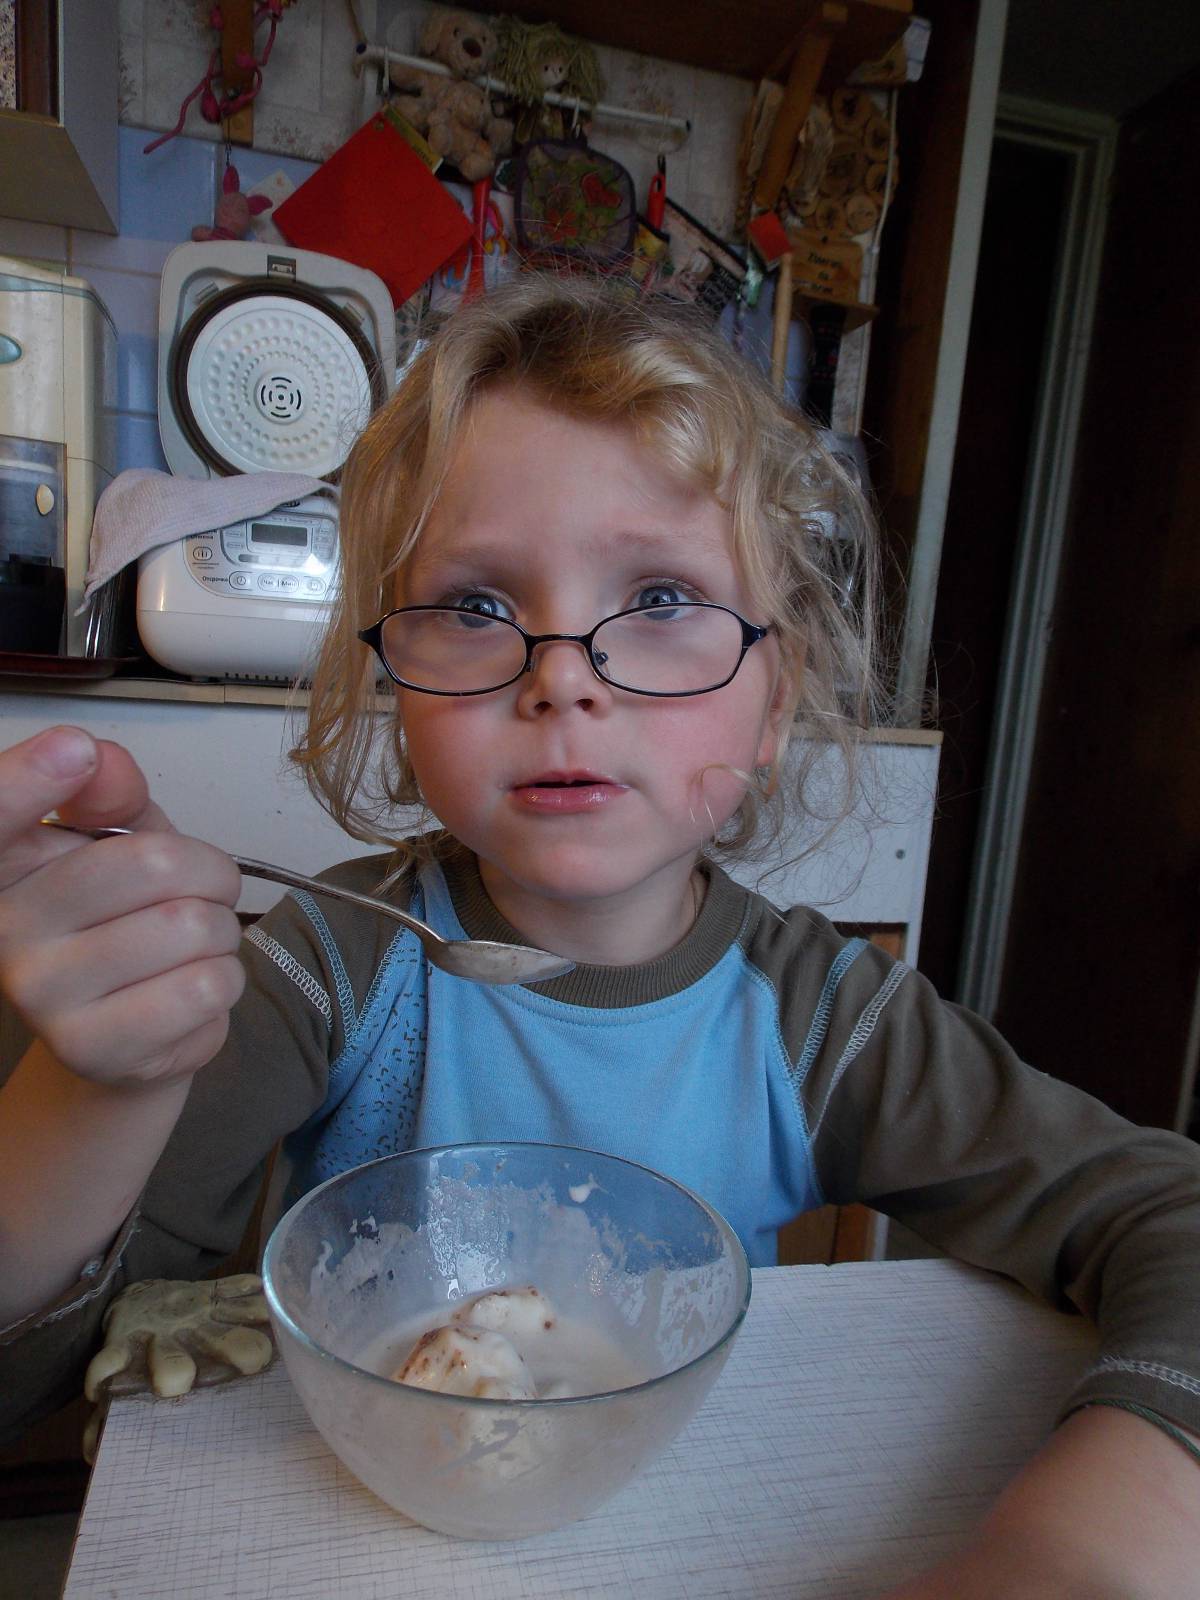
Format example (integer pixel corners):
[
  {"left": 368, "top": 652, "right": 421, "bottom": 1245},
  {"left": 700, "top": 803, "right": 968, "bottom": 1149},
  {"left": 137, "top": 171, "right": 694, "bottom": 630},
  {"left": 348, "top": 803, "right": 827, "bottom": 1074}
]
[{"left": 170, "top": 281, "right": 385, "bottom": 479}]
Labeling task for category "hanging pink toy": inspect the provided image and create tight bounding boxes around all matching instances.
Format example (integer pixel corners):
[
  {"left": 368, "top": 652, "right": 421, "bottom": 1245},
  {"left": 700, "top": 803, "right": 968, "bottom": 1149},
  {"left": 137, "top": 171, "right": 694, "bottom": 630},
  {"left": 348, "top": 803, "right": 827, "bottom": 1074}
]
[
  {"left": 191, "top": 163, "right": 272, "bottom": 241},
  {"left": 144, "top": 1, "right": 292, "bottom": 156}
]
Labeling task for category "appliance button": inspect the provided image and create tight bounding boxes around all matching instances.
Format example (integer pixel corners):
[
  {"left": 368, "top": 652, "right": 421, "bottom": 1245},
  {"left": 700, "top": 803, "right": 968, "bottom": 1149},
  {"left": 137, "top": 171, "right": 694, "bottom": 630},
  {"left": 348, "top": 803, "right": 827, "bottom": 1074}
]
[
  {"left": 258, "top": 574, "right": 279, "bottom": 591},
  {"left": 277, "top": 576, "right": 299, "bottom": 593},
  {"left": 0, "top": 334, "right": 22, "bottom": 365},
  {"left": 304, "top": 578, "right": 325, "bottom": 595},
  {"left": 35, "top": 483, "right": 55, "bottom": 516},
  {"left": 192, "top": 545, "right": 213, "bottom": 561},
  {"left": 230, "top": 573, "right": 251, "bottom": 589}
]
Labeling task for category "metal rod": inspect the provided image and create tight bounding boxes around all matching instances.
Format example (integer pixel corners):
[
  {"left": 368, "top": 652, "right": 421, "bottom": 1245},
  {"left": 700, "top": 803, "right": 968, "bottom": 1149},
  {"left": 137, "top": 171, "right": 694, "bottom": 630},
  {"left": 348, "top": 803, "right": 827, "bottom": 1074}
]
[{"left": 357, "top": 45, "right": 691, "bottom": 136}]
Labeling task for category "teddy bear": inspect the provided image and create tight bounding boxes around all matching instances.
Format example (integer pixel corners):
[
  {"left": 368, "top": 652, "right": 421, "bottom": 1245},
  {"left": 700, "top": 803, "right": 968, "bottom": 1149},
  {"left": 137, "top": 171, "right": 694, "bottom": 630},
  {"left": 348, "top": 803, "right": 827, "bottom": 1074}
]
[
  {"left": 192, "top": 164, "right": 272, "bottom": 242},
  {"left": 387, "top": 9, "right": 514, "bottom": 182}
]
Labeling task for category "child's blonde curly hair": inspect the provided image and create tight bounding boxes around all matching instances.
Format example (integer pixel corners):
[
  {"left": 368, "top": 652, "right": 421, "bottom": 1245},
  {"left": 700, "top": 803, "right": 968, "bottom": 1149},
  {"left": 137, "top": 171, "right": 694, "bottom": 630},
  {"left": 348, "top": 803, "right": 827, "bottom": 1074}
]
[{"left": 293, "top": 273, "right": 887, "bottom": 876}]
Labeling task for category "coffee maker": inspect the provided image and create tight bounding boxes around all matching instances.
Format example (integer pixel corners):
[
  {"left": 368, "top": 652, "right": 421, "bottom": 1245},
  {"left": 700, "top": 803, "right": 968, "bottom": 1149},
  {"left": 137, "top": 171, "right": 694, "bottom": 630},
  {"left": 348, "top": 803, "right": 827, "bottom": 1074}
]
[{"left": 0, "top": 255, "right": 123, "bottom": 660}]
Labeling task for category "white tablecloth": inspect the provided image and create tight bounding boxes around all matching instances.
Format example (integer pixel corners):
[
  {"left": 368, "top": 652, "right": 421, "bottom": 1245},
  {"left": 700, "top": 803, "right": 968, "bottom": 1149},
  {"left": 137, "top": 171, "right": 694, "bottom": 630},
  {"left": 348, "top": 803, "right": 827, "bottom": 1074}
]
[{"left": 64, "top": 1259, "right": 1096, "bottom": 1600}]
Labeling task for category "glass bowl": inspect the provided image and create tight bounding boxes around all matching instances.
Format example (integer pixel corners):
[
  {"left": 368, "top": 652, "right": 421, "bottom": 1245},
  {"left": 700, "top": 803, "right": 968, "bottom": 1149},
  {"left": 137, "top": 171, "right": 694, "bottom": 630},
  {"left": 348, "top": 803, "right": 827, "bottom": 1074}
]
[{"left": 262, "top": 1142, "right": 750, "bottom": 1539}]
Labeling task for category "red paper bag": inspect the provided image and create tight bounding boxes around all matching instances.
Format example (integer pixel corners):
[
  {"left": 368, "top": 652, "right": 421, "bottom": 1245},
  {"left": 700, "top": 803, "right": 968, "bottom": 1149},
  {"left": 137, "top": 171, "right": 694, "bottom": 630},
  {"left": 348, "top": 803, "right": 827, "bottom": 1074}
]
[{"left": 274, "top": 110, "right": 473, "bottom": 307}]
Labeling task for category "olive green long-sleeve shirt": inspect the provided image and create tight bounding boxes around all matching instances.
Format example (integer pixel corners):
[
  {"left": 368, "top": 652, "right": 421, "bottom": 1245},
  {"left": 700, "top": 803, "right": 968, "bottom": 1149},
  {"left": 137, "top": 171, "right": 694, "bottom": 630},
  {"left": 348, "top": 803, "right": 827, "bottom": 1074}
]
[{"left": 3, "top": 847, "right": 1199, "bottom": 1446}]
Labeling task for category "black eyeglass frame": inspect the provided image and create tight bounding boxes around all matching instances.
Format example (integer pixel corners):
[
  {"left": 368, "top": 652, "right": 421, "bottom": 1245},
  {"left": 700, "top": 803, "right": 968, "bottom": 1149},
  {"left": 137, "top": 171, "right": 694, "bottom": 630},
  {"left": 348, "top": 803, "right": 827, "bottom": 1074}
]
[{"left": 358, "top": 602, "right": 772, "bottom": 698}]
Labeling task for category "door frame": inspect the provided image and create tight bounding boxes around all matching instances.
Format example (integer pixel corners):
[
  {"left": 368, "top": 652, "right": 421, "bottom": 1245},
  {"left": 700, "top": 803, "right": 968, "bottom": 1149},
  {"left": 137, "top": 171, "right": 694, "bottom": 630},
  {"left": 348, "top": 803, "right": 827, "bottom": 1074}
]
[
  {"left": 891, "top": 0, "right": 1010, "bottom": 724},
  {"left": 955, "top": 96, "right": 1117, "bottom": 1018}
]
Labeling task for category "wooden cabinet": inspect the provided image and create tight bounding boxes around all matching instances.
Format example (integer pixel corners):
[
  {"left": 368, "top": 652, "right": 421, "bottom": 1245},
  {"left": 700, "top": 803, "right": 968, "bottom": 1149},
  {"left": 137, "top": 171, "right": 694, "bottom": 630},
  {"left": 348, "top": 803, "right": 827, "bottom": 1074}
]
[{"left": 0, "top": 0, "right": 119, "bottom": 233}]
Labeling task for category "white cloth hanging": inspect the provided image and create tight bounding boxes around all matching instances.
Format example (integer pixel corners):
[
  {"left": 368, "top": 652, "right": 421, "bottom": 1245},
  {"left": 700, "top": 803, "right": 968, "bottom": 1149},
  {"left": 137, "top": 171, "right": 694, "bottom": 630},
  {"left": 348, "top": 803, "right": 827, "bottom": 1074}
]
[{"left": 82, "top": 469, "right": 337, "bottom": 605}]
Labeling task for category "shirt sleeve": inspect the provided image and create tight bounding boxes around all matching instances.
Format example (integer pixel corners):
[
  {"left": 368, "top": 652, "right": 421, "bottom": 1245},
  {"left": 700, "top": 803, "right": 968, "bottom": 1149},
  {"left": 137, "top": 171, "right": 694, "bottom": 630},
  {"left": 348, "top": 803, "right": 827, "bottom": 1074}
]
[
  {"left": 801, "top": 937, "right": 1200, "bottom": 1435},
  {"left": 0, "top": 856, "right": 400, "bottom": 1442}
]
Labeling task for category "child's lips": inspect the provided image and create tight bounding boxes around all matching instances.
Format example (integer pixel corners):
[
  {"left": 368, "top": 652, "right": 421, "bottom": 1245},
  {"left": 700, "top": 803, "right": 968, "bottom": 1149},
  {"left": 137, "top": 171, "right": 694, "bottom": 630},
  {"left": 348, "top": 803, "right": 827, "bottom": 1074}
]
[{"left": 510, "top": 771, "right": 628, "bottom": 813}]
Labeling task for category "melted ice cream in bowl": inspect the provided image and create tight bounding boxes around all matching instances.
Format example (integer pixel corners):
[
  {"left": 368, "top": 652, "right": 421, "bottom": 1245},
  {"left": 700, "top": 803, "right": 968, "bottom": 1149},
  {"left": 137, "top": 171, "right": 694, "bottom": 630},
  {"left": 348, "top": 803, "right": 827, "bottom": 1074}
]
[{"left": 262, "top": 1143, "right": 751, "bottom": 1539}]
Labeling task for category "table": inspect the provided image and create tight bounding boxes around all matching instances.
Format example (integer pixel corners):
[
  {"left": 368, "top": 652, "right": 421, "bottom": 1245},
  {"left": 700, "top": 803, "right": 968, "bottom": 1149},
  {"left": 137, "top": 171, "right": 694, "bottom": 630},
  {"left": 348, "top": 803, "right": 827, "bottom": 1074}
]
[{"left": 62, "top": 1260, "right": 1096, "bottom": 1600}]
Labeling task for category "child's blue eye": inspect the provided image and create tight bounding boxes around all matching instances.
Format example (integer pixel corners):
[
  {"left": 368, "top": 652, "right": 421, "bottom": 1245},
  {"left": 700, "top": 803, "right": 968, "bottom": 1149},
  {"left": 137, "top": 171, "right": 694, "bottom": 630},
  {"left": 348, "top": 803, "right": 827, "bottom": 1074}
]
[
  {"left": 447, "top": 593, "right": 513, "bottom": 624},
  {"left": 634, "top": 583, "right": 690, "bottom": 611}
]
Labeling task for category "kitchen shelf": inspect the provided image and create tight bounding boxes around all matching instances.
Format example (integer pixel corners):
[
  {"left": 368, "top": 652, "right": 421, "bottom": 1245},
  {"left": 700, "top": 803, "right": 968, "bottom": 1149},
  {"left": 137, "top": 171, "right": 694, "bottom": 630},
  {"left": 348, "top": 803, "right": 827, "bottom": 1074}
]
[
  {"left": 0, "top": 674, "right": 361, "bottom": 709},
  {"left": 792, "top": 293, "right": 878, "bottom": 333},
  {"left": 463, "top": 0, "right": 910, "bottom": 84}
]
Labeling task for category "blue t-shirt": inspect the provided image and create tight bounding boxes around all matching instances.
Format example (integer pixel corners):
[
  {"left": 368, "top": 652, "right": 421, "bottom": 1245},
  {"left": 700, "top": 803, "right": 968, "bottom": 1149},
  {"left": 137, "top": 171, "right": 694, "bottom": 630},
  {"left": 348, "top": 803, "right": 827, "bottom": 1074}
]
[{"left": 274, "top": 857, "right": 857, "bottom": 1264}]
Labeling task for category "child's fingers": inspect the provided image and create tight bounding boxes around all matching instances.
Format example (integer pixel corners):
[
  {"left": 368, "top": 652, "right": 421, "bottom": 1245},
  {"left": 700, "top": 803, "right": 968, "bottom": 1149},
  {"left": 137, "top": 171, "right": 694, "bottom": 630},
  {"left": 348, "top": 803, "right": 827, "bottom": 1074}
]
[
  {"left": 0, "top": 727, "right": 100, "bottom": 882},
  {"left": 0, "top": 744, "right": 246, "bottom": 1089},
  {"left": 34, "top": 956, "right": 246, "bottom": 1087},
  {"left": 2, "top": 895, "right": 243, "bottom": 1024},
  {"left": 0, "top": 731, "right": 170, "bottom": 891},
  {"left": 2, "top": 829, "right": 243, "bottom": 941},
  {"left": 55, "top": 739, "right": 171, "bottom": 833}
]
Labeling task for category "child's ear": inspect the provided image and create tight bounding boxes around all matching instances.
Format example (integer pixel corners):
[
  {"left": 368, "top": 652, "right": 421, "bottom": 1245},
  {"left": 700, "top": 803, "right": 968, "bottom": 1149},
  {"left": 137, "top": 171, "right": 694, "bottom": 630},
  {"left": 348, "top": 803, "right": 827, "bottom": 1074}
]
[{"left": 756, "top": 662, "right": 799, "bottom": 768}]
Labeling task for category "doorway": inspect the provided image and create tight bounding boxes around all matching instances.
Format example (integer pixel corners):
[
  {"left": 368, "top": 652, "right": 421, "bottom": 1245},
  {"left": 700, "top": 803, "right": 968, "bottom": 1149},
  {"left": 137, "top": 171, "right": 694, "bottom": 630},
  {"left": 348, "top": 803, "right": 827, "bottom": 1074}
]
[
  {"left": 991, "top": 68, "right": 1200, "bottom": 1133},
  {"left": 917, "top": 101, "right": 1114, "bottom": 1011},
  {"left": 919, "top": 75, "right": 1200, "bottom": 1136}
]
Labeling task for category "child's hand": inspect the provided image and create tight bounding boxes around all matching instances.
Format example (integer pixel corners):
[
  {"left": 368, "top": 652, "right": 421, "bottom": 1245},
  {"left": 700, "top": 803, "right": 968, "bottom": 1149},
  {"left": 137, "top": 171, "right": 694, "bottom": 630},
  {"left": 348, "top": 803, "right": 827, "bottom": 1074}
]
[{"left": 0, "top": 726, "right": 246, "bottom": 1091}]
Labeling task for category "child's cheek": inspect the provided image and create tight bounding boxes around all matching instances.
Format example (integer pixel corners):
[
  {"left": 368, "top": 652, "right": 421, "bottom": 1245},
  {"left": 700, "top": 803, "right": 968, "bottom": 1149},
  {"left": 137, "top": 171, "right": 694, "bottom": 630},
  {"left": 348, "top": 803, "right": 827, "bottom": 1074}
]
[{"left": 688, "top": 761, "right": 754, "bottom": 832}]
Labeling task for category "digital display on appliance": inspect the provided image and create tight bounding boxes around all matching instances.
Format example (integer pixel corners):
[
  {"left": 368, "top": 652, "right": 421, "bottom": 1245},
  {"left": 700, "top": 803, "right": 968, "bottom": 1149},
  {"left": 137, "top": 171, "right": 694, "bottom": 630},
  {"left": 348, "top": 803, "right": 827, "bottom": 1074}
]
[{"left": 251, "top": 522, "right": 307, "bottom": 547}]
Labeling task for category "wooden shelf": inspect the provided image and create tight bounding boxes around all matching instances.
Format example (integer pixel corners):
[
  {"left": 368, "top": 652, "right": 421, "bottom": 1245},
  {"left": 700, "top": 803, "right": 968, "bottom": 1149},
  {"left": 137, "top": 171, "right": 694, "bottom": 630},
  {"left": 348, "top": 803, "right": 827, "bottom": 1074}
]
[
  {"left": 792, "top": 292, "right": 878, "bottom": 333},
  {"left": 464, "top": 0, "right": 910, "bottom": 85},
  {"left": 0, "top": 674, "right": 392, "bottom": 712}
]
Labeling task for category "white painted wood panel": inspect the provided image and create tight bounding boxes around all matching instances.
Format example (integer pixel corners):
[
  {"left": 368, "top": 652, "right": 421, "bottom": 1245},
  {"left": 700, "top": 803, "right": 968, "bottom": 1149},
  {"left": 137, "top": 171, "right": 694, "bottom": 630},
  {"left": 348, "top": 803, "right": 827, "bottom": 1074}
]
[{"left": 0, "top": 693, "right": 938, "bottom": 959}]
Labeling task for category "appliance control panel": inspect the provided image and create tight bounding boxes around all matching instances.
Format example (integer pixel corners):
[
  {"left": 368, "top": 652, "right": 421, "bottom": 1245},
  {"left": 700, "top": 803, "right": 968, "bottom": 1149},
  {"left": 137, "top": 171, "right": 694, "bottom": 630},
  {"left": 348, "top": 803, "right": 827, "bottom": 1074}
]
[{"left": 183, "top": 496, "right": 337, "bottom": 603}]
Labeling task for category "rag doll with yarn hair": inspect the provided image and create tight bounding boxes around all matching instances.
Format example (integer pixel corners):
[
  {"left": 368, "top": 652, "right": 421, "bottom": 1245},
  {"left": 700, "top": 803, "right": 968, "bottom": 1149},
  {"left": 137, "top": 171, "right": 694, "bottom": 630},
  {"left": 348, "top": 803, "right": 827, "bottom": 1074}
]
[{"left": 492, "top": 17, "right": 605, "bottom": 146}]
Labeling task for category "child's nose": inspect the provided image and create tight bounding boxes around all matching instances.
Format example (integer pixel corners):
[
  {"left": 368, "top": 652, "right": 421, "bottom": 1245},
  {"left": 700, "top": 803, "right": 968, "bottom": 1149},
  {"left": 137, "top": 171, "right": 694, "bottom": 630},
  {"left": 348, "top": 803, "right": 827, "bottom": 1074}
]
[{"left": 515, "top": 638, "right": 612, "bottom": 716}]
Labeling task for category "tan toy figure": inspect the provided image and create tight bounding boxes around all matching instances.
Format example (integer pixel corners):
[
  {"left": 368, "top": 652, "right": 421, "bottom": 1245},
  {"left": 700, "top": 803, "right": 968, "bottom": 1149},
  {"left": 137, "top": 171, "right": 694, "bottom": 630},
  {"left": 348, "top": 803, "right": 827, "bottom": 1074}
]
[
  {"left": 81, "top": 1275, "right": 273, "bottom": 1461},
  {"left": 387, "top": 8, "right": 514, "bottom": 181}
]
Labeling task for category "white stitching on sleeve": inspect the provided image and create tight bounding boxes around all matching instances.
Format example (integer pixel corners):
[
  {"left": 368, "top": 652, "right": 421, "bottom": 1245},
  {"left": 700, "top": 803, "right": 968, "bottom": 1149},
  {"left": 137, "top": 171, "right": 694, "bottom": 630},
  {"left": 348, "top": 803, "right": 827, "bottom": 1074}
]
[
  {"left": 809, "top": 961, "right": 910, "bottom": 1140},
  {"left": 1083, "top": 1357, "right": 1200, "bottom": 1398},
  {"left": 244, "top": 925, "right": 333, "bottom": 1028}
]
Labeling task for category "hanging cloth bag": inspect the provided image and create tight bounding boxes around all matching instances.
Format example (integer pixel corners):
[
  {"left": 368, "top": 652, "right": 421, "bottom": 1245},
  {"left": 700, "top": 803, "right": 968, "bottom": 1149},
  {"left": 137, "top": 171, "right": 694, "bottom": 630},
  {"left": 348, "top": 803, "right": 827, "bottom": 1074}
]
[{"left": 513, "top": 138, "right": 637, "bottom": 271}]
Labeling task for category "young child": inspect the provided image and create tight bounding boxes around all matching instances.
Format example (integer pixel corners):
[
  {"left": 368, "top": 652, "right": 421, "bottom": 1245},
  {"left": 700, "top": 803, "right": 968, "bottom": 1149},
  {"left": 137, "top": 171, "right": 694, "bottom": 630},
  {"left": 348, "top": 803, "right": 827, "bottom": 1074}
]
[{"left": 1, "top": 276, "right": 1197, "bottom": 1594}]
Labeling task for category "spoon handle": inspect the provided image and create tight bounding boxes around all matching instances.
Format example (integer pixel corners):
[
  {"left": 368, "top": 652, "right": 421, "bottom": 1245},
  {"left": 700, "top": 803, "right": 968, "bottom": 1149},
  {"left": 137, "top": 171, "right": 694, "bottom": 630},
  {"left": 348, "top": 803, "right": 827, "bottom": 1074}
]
[
  {"left": 228, "top": 854, "right": 447, "bottom": 946},
  {"left": 37, "top": 819, "right": 575, "bottom": 985},
  {"left": 38, "top": 820, "right": 448, "bottom": 948}
]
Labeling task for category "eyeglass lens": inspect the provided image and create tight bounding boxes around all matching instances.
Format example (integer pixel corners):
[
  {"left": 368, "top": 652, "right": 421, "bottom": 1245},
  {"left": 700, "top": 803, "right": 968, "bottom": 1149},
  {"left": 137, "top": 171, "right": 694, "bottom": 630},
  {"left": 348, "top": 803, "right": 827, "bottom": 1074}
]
[{"left": 377, "top": 604, "right": 749, "bottom": 695}]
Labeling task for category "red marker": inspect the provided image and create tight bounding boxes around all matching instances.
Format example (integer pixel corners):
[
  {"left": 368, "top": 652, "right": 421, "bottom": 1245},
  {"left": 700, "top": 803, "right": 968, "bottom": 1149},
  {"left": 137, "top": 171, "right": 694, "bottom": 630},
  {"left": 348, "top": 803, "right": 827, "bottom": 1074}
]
[{"left": 646, "top": 156, "right": 666, "bottom": 231}]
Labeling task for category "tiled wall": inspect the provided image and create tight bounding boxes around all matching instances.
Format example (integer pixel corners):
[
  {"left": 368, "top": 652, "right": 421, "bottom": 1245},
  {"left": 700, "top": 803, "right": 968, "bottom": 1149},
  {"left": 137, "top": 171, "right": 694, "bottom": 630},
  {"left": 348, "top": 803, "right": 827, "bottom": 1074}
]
[
  {"left": 117, "top": 0, "right": 362, "bottom": 172},
  {"left": 116, "top": 0, "right": 752, "bottom": 238},
  {"left": 0, "top": 128, "right": 321, "bottom": 476},
  {"left": 0, "top": 1, "right": 813, "bottom": 479}
]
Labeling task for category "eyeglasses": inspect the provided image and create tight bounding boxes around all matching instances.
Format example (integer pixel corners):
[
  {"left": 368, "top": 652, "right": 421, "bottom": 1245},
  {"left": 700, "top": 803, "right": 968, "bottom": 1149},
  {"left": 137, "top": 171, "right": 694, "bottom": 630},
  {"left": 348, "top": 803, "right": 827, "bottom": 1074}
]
[{"left": 358, "top": 601, "right": 771, "bottom": 697}]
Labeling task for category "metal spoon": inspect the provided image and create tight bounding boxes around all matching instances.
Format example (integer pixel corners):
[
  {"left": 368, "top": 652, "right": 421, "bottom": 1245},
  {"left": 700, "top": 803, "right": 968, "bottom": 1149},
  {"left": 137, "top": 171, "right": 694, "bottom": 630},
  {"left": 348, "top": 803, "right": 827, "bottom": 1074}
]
[{"left": 39, "top": 820, "right": 574, "bottom": 986}]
